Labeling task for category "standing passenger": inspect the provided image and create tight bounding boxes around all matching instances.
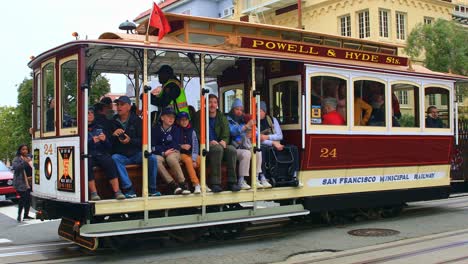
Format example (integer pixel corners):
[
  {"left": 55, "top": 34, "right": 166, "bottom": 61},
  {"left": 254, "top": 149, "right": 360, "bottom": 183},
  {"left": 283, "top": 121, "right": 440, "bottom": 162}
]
[
  {"left": 152, "top": 107, "right": 190, "bottom": 195},
  {"left": 150, "top": 65, "right": 189, "bottom": 116},
  {"left": 193, "top": 95, "right": 240, "bottom": 193},
  {"left": 354, "top": 89, "right": 373, "bottom": 126},
  {"left": 111, "top": 96, "right": 159, "bottom": 198}
]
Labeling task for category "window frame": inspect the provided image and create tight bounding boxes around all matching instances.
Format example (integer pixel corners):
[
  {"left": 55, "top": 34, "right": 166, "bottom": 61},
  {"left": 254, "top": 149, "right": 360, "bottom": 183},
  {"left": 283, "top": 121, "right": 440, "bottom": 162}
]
[
  {"left": 58, "top": 55, "right": 79, "bottom": 136},
  {"left": 351, "top": 77, "right": 388, "bottom": 132},
  {"left": 357, "top": 9, "right": 370, "bottom": 39},
  {"left": 396, "top": 12, "right": 407, "bottom": 40},
  {"left": 219, "top": 84, "right": 244, "bottom": 114},
  {"left": 390, "top": 81, "right": 421, "bottom": 132},
  {"left": 379, "top": 9, "right": 390, "bottom": 38},
  {"left": 423, "top": 85, "right": 452, "bottom": 132},
  {"left": 269, "top": 75, "right": 302, "bottom": 130},
  {"left": 33, "top": 71, "right": 41, "bottom": 139},
  {"left": 41, "top": 58, "right": 56, "bottom": 138},
  {"left": 339, "top": 14, "right": 351, "bottom": 37}
]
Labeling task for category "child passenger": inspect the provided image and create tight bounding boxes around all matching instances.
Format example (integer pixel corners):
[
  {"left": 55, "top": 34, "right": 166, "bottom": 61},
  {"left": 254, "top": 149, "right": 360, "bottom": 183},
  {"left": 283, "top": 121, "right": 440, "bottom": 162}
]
[
  {"left": 152, "top": 107, "right": 190, "bottom": 195},
  {"left": 176, "top": 112, "right": 204, "bottom": 194}
]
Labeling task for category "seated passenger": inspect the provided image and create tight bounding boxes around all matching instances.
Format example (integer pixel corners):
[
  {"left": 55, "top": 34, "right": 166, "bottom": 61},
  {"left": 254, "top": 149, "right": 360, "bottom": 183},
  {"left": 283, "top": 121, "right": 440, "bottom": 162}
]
[
  {"left": 354, "top": 89, "right": 373, "bottom": 126},
  {"left": 93, "top": 102, "right": 113, "bottom": 134},
  {"left": 259, "top": 101, "right": 283, "bottom": 151},
  {"left": 335, "top": 83, "right": 347, "bottom": 121},
  {"left": 152, "top": 107, "right": 190, "bottom": 195},
  {"left": 425, "top": 106, "right": 444, "bottom": 128},
  {"left": 100, "top": 96, "right": 115, "bottom": 120},
  {"left": 227, "top": 99, "right": 265, "bottom": 189},
  {"left": 368, "top": 94, "right": 385, "bottom": 126},
  {"left": 193, "top": 95, "right": 240, "bottom": 193},
  {"left": 111, "top": 96, "right": 159, "bottom": 198},
  {"left": 176, "top": 112, "right": 204, "bottom": 194},
  {"left": 87, "top": 107, "right": 125, "bottom": 201},
  {"left": 322, "top": 98, "right": 345, "bottom": 125},
  {"left": 46, "top": 98, "right": 55, "bottom": 132}
]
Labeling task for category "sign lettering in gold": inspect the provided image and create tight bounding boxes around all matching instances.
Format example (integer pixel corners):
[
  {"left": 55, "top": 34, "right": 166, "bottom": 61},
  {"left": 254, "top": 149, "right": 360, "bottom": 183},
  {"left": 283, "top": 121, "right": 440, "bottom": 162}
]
[{"left": 242, "top": 37, "right": 408, "bottom": 66}]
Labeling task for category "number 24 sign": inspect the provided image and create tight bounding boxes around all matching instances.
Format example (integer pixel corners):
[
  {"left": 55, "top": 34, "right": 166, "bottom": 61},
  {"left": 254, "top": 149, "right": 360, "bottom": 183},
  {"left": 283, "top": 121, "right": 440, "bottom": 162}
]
[{"left": 320, "top": 147, "right": 337, "bottom": 158}]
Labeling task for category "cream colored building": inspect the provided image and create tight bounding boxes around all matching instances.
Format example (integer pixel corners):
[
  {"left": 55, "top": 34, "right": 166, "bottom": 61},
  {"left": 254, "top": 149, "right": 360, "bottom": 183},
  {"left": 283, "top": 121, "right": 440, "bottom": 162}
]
[{"left": 234, "top": 0, "right": 454, "bottom": 55}]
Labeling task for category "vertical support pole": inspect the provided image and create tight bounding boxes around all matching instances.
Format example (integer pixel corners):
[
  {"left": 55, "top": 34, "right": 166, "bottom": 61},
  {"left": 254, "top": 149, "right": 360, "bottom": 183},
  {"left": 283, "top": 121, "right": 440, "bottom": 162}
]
[
  {"left": 302, "top": 94, "right": 305, "bottom": 149},
  {"left": 297, "top": 0, "right": 302, "bottom": 29},
  {"left": 200, "top": 53, "right": 207, "bottom": 219},
  {"left": 250, "top": 58, "right": 257, "bottom": 213},
  {"left": 134, "top": 69, "right": 140, "bottom": 111},
  {"left": 142, "top": 48, "right": 149, "bottom": 222},
  {"left": 455, "top": 83, "right": 459, "bottom": 145},
  {"left": 83, "top": 85, "right": 89, "bottom": 202}
]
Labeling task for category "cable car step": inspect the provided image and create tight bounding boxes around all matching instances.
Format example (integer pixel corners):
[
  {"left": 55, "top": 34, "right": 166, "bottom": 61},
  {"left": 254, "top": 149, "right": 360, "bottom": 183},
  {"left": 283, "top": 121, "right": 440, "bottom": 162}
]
[{"left": 79, "top": 204, "right": 309, "bottom": 237}]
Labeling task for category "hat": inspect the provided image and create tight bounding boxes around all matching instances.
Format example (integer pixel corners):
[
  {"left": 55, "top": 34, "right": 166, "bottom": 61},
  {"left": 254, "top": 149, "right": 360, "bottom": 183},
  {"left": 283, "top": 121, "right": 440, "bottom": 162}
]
[
  {"left": 100, "top": 96, "right": 113, "bottom": 105},
  {"left": 260, "top": 101, "right": 267, "bottom": 113},
  {"left": 113, "top": 95, "right": 131, "bottom": 105},
  {"left": 155, "top": 65, "right": 174, "bottom": 76},
  {"left": 231, "top": 98, "right": 243, "bottom": 110},
  {"left": 177, "top": 111, "right": 190, "bottom": 120},
  {"left": 161, "top": 107, "right": 176, "bottom": 116},
  {"left": 88, "top": 106, "right": 95, "bottom": 113}
]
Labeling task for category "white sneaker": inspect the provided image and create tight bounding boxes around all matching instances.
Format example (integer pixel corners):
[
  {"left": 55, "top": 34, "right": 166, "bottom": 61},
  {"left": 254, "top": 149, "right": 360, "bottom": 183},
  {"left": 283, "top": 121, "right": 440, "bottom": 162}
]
[
  {"left": 174, "top": 187, "right": 182, "bottom": 195},
  {"left": 256, "top": 180, "right": 264, "bottom": 189},
  {"left": 240, "top": 180, "right": 251, "bottom": 190},
  {"left": 206, "top": 186, "right": 212, "bottom": 192},
  {"left": 194, "top": 185, "right": 201, "bottom": 194},
  {"left": 261, "top": 179, "right": 272, "bottom": 188}
]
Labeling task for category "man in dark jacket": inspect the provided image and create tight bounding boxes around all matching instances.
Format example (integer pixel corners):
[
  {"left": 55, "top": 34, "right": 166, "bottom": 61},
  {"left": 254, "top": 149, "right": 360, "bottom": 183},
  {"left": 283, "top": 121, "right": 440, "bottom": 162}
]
[
  {"left": 111, "top": 96, "right": 159, "bottom": 198},
  {"left": 425, "top": 106, "right": 444, "bottom": 128},
  {"left": 193, "top": 95, "right": 239, "bottom": 193}
]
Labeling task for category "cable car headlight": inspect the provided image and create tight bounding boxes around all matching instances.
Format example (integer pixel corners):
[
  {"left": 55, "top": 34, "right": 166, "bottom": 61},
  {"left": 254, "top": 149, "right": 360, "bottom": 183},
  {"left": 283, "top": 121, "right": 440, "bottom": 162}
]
[
  {"left": 44, "top": 157, "right": 52, "bottom": 180},
  {"left": 7, "top": 179, "right": 13, "bottom": 186}
]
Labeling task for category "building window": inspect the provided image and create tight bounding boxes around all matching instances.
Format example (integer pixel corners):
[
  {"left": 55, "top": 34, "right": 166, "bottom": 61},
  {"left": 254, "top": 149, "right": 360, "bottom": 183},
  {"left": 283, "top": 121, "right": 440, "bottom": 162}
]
[
  {"left": 358, "top": 10, "right": 370, "bottom": 38},
  {"left": 396, "top": 12, "right": 406, "bottom": 40},
  {"left": 340, "top": 15, "right": 351, "bottom": 37},
  {"left": 428, "top": 94, "right": 436, "bottom": 105},
  {"left": 379, "top": 9, "right": 389, "bottom": 38},
  {"left": 424, "top": 17, "right": 433, "bottom": 25},
  {"left": 397, "top": 90, "right": 408, "bottom": 105}
]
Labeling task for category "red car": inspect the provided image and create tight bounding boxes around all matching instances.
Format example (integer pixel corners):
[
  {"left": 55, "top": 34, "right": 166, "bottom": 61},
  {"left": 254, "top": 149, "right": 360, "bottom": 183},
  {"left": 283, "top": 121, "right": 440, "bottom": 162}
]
[{"left": 0, "top": 161, "right": 18, "bottom": 202}]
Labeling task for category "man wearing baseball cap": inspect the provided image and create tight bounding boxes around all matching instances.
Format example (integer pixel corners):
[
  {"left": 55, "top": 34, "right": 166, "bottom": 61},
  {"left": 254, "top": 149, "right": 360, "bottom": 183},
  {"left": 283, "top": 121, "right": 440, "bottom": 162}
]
[
  {"left": 150, "top": 65, "right": 190, "bottom": 117},
  {"left": 111, "top": 96, "right": 159, "bottom": 198}
]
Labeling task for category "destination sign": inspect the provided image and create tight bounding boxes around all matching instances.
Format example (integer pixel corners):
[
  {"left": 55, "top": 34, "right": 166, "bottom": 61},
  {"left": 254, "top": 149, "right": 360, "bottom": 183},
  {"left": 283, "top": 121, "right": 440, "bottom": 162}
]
[{"left": 241, "top": 37, "right": 408, "bottom": 66}]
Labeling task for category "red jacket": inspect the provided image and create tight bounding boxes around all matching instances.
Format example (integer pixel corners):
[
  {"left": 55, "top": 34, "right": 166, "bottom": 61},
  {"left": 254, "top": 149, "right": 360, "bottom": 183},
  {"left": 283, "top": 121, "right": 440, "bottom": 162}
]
[{"left": 323, "top": 111, "right": 345, "bottom": 125}]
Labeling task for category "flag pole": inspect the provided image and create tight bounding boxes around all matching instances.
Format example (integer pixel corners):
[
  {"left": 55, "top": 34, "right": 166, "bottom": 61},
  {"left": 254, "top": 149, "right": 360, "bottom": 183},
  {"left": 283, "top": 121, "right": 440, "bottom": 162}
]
[{"left": 145, "top": 3, "right": 154, "bottom": 44}]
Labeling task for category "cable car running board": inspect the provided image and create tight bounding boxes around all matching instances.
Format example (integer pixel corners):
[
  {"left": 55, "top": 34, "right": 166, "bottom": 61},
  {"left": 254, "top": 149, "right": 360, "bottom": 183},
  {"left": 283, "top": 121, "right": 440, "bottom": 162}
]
[{"left": 79, "top": 204, "right": 309, "bottom": 238}]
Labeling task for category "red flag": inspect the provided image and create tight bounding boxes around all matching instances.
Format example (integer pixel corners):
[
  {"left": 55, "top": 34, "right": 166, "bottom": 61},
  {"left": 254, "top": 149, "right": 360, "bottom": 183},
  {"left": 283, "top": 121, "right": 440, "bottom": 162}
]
[{"left": 148, "top": 2, "right": 171, "bottom": 41}]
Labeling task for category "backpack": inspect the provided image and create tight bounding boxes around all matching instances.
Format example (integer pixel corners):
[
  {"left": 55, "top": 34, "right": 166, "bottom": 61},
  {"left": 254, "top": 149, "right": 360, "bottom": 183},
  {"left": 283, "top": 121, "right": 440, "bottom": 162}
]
[{"left": 261, "top": 145, "right": 299, "bottom": 187}]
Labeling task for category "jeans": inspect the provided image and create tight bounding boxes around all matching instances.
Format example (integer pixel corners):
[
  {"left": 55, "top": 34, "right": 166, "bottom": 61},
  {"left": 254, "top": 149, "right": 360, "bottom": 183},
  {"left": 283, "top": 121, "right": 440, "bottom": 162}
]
[{"left": 112, "top": 152, "right": 158, "bottom": 193}]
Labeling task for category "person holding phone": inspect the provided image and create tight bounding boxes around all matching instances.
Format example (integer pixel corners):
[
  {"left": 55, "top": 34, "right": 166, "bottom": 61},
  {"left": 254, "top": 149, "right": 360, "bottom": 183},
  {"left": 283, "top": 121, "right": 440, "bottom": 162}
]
[
  {"left": 12, "top": 144, "right": 33, "bottom": 222},
  {"left": 88, "top": 107, "right": 125, "bottom": 201}
]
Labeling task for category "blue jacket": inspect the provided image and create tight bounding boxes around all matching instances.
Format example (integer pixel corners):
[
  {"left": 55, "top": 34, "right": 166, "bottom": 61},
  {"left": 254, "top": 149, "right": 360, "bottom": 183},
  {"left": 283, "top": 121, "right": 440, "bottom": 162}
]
[
  {"left": 152, "top": 124, "right": 181, "bottom": 155},
  {"left": 88, "top": 122, "right": 112, "bottom": 155},
  {"left": 178, "top": 124, "right": 199, "bottom": 161}
]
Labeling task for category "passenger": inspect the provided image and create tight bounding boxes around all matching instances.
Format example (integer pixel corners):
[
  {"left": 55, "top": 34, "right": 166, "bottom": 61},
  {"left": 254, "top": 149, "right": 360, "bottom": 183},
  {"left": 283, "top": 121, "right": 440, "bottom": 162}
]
[
  {"left": 100, "top": 96, "right": 115, "bottom": 120},
  {"left": 152, "top": 107, "right": 190, "bottom": 195},
  {"left": 335, "top": 83, "right": 347, "bottom": 121},
  {"left": 354, "top": 89, "right": 373, "bottom": 126},
  {"left": 392, "top": 93, "right": 402, "bottom": 119},
  {"left": 368, "top": 93, "right": 385, "bottom": 126},
  {"left": 93, "top": 102, "right": 113, "bottom": 134},
  {"left": 426, "top": 106, "right": 444, "bottom": 128},
  {"left": 259, "top": 101, "right": 283, "bottom": 151},
  {"left": 87, "top": 107, "right": 125, "bottom": 201},
  {"left": 176, "top": 111, "right": 203, "bottom": 194},
  {"left": 12, "top": 144, "right": 33, "bottom": 222},
  {"left": 188, "top": 105, "right": 197, "bottom": 121},
  {"left": 111, "top": 96, "right": 159, "bottom": 198},
  {"left": 227, "top": 99, "right": 265, "bottom": 189},
  {"left": 322, "top": 98, "right": 345, "bottom": 125},
  {"left": 46, "top": 98, "right": 55, "bottom": 132},
  {"left": 193, "top": 95, "right": 240, "bottom": 193},
  {"left": 150, "top": 65, "right": 189, "bottom": 117}
]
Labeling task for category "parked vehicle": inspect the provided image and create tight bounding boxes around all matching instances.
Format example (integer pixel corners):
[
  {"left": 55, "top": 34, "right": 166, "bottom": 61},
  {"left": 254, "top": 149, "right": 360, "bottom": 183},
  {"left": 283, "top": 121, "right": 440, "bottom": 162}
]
[{"left": 0, "top": 161, "right": 18, "bottom": 202}]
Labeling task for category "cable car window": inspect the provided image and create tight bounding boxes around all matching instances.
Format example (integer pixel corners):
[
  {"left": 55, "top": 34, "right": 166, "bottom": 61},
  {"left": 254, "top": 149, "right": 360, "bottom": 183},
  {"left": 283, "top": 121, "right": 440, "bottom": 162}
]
[
  {"left": 354, "top": 80, "right": 386, "bottom": 127},
  {"left": 391, "top": 83, "right": 419, "bottom": 128},
  {"left": 60, "top": 60, "right": 77, "bottom": 129},
  {"left": 272, "top": 80, "right": 299, "bottom": 125},
  {"left": 42, "top": 62, "right": 55, "bottom": 133},
  {"left": 425, "top": 87, "right": 449, "bottom": 128},
  {"left": 35, "top": 73, "right": 41, "bottom": 133},
  {"left": 222, "top": 89, "right": 243, "bottom": 113},
  {"left": 310, "top": 76, "right": 347, "bottom": 126}
]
